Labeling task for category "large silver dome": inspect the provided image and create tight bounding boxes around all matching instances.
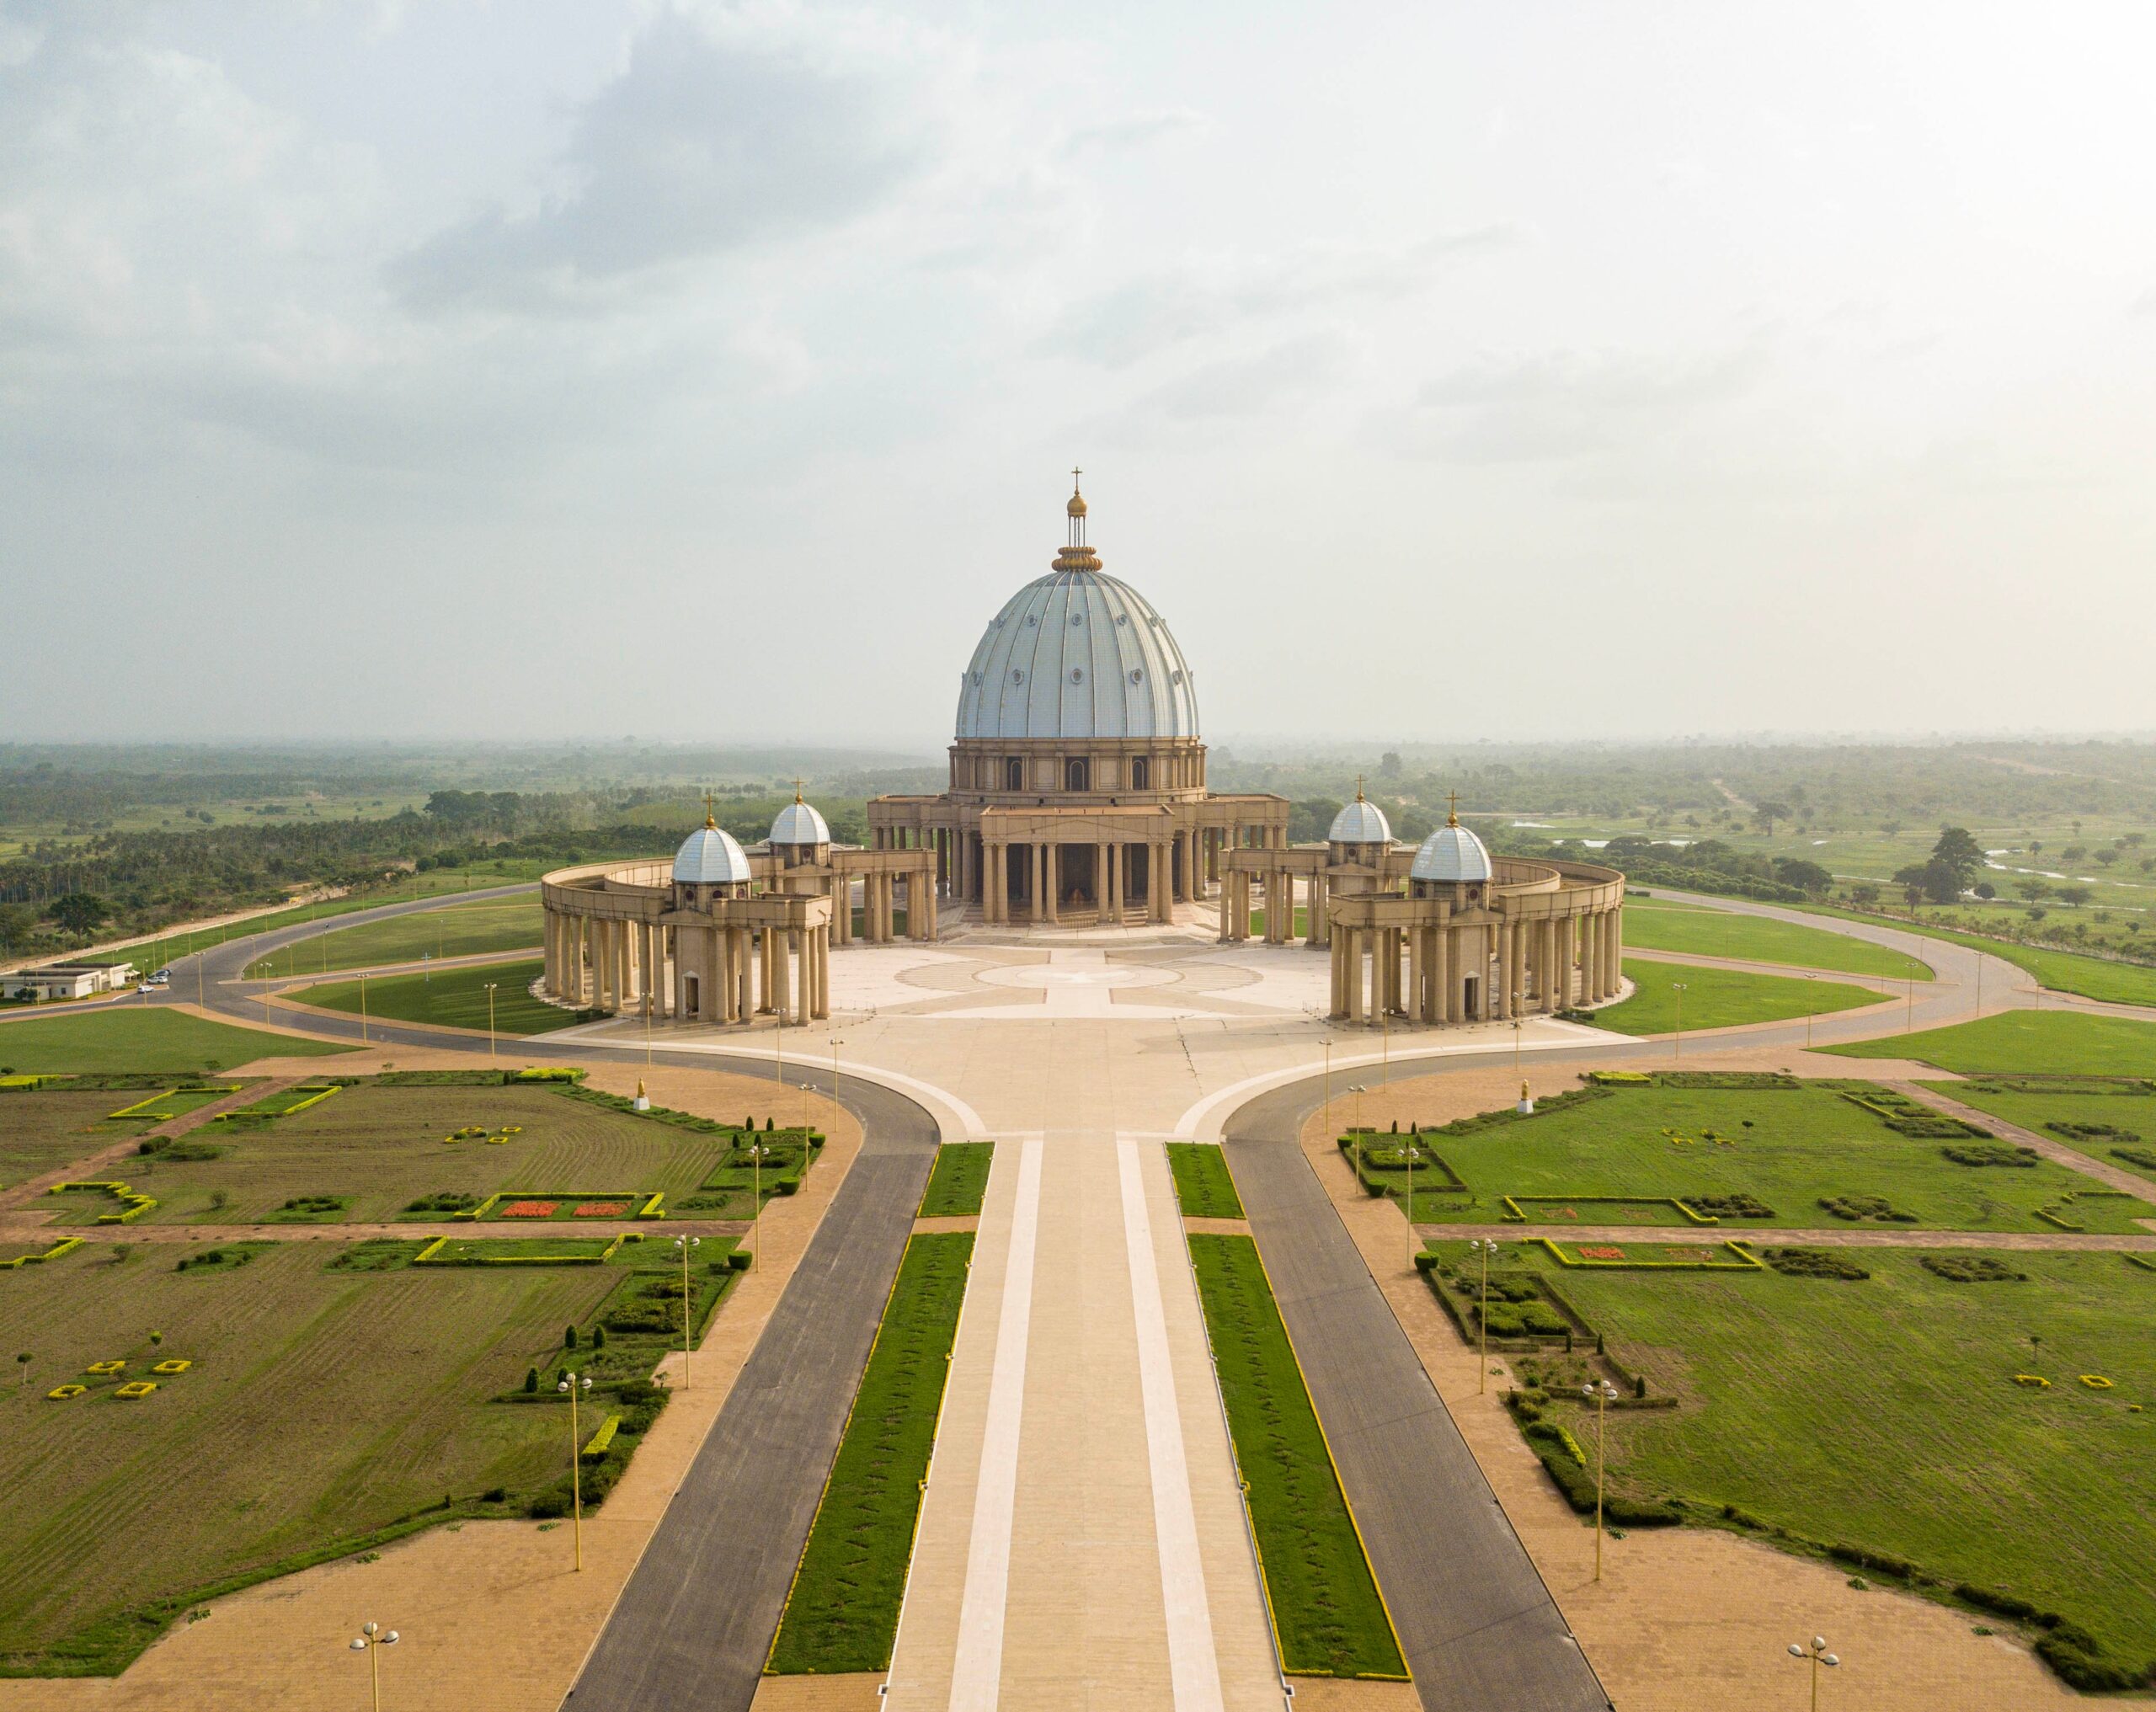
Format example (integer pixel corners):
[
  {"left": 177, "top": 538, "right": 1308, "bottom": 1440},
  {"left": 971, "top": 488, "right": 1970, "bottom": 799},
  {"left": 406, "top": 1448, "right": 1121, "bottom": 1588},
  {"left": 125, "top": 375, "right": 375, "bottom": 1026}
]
[{"left": 954, "top": 569, "right": 1200, "bottom": 742}]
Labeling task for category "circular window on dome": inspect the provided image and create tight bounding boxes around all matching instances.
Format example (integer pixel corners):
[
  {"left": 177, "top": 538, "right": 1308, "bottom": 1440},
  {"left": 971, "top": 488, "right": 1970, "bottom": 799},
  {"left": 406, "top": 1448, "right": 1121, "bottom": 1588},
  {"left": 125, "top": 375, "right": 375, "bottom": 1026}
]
[
  {"left": 1171, "top": 670, "right": 1183, "bottom": 684},
  {"left": 1070, "top": 667, "right": 1084, "bottom": 683},
  {"left": 1129, "top": 668, "right": 1144, "bottom": 685},
  {"left": 1011, "top": 669, "right": 1025, "bottom": 685},
  {"left": 1070, "top": 612, "right": 1083, "bottom": 626},
  {"left": 970, "top": 671, "right": 982, "bottom": 685},
  {"left": 1025, "top": 615, "right": 1038, "bottom": 627},
  {"left": 1115, "top": 614, "right": 1129, "bottom": 626}
]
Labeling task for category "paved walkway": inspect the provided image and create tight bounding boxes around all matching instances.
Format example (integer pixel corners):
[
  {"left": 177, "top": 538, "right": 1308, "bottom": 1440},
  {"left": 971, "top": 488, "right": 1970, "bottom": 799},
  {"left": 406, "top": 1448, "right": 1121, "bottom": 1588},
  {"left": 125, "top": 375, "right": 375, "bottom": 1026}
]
[{"left": 886, "top": 1130, "right": 1279, "bottom": 1712}]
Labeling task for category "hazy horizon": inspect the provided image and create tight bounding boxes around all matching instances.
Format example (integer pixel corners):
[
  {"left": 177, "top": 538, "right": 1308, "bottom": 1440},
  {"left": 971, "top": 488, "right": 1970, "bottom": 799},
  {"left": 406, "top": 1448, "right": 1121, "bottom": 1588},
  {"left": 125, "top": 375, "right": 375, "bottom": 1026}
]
[{"left": 5, "top": 1, "right": 2154, "bottom": 745}]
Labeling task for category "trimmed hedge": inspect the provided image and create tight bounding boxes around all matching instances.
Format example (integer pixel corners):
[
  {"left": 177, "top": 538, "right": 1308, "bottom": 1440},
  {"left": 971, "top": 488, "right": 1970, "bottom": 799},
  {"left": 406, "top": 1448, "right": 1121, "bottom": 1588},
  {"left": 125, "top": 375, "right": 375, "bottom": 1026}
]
[{"left": 1519, "top": 1418, "right": 1681, "bottom": 1526}]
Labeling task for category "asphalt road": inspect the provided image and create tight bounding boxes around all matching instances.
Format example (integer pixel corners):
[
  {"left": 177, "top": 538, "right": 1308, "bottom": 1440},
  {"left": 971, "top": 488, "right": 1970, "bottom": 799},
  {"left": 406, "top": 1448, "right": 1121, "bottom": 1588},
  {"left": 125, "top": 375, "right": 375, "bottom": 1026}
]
[
  {"left": 1225, "top": 1079, "right": 1613, "bottom": 1712},
  {"left": 160, "top": 888, "right": 942, "bottom": 1712}
]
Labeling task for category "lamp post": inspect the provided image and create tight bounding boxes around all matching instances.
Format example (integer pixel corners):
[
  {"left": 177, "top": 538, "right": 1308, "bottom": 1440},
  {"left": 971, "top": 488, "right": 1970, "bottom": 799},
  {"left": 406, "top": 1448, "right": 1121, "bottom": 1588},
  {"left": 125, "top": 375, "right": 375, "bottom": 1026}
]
[
  {"left": 359, "top": 973, "right": 369, "bottom": 1045},
  {"left": 673, "top": 1235, "right": 700, "bottom": 1386},
  {"left": 348, "top": 1621, "right": 399, "bottom": 1712},
  {"left": 558, "top": 1371, "right": 593, "bottom": 1570},
  {"left": 1670, "top": 983, "right": 1688, "bottom": 1059},
  {"left": 1906, "top": 959, "right": 1918, "bottom": 1032},
  {"left": 1581, "top": 1379, "right": 1620, "bottom": 1580},
  {"left": 1404, "top": 1123, "right": 1416, "bottom": 1266},
  {"left": 1347, "top": 1084, "right": 1368, "bottom": 1193},
  {"left": 1468, "top": 1238, "right": 1492, "bottom": 1393},
  {"left": 1322, "top": 1039, "right": 1332, "bottom": 1142},
  {"left": 484, "top": 983, "right": 499, "bottom": 1061},
  {"left": 1787, "top": 1636, "right": 1840, "bottom": 1711},
  {"left": 1805, "top": 973, "right": 1817, "bottom": 1049}
]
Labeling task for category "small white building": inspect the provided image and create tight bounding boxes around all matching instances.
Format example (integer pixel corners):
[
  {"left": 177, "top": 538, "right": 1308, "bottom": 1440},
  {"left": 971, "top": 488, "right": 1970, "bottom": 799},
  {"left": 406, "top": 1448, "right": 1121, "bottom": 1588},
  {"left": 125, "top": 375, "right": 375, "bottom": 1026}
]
[{"left": 1, "top": 963, "right": 135, "bottom": 1002}]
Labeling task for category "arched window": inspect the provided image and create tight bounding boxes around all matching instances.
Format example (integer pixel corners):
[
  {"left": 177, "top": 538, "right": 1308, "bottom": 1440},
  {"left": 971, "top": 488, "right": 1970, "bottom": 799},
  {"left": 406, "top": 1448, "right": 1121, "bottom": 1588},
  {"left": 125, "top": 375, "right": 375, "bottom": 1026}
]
[
  {"left": 1131, "top": 756, "right": 1150, "bottom": 790},
  {"left": 1005, "top": 756, "right": 1025, "bottom": 792},
  {"left": 1065, "top": 758, "right": 1089, "bottom": 792}
]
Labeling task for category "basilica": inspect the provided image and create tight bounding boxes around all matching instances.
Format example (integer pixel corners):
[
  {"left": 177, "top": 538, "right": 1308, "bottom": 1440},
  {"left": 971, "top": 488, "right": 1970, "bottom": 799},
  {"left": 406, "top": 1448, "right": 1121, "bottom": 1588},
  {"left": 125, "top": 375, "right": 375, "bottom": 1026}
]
[{"left": 537, "top": 480, "right": 1624, "bottom": 1027}]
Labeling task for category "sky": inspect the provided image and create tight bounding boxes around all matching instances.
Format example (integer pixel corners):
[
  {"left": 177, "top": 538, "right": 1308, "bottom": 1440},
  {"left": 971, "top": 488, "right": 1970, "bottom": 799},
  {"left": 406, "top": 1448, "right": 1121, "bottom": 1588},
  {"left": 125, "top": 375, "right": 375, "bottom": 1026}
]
[{"left": 3, "top": 0, "right": 2153, "bottom": 750}]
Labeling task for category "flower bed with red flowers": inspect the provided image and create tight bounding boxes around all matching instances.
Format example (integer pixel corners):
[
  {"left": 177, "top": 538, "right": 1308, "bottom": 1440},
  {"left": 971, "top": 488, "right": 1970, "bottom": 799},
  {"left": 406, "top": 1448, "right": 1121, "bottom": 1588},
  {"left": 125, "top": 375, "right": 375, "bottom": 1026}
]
[
  {"left": 573, "top": 1202, "right": 628, "bottom": 1218},
  {"left": 500, "top": 1200, "right": 560, "bottom": 1219}
]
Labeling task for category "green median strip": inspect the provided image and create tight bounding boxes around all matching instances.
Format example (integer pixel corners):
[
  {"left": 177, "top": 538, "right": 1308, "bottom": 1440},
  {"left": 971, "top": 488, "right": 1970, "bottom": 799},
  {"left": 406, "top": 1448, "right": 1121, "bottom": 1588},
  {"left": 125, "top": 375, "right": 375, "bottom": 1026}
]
[
  {"left": 917, "top": 1142, "right": 994, "bottom": 1216},
  {"left": 1187, "top": 1232, "right": 1406, "bottom": 1680},
  {"left": 766, "top": 1230, "right": 974, "bottom": 1675},
  {"left": 1166, "top": 1142, "right": 1244, "bottom": 1218}
]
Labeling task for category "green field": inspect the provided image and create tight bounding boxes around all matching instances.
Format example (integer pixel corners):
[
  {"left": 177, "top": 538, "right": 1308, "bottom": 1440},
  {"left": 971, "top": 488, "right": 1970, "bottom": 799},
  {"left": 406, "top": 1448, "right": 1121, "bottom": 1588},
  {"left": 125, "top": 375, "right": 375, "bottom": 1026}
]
[
  {"left": 243, "top": 895, "right": 542, "bottom": 979},
  {"left": 1940, "top": 1080, "right": 2156, "bottom": 1191},
  {"left": 1624, "top": 897, "right": 1929, "bottom": 981},
  {"left": 1510, "top": 1245, "right": 2156, "bottom": 1683},
  {"left": 0, "top": 1010, "right": 354, "bottom": 1075},
  {"left": 1187, "top": 1234, "right": 1403, "bottom": 1679},
  {"left": 80, "top": 871, "right": 545, "bottom": 973},
  {"left": 86, "top": 1084, "right": 744, "bottom": 1225},
  {"left": 0, "top": 1240, "right": 621, "bottom": 1673},
  {"left": 1822, "top": 1010, "right": 2156, "bottom": 1077},
  {"left": 297, "top": 958, "right": 571, "bottom": 1036},
  {"left": 766, "top": 1232, "right": 973, "bottom": 1674},
  {"left": 1593, "top": 959, "right": 1881, "bottom": 1036},
  {"left": 917, "top": 1142, "right": 994, "bottom": 1217},
  {"left": 1798, "top": 906, "right": 2156, "bottom": 1010},
  {"left": 1166, "top": 1143, "right": 1244, "bottom": 1218},
  {"left": 1374, "top": 1080, "right": 2156, "bottom": 1234},
  {"left": 0, "top": 1091, "right": 141, "bottom": 1190}
]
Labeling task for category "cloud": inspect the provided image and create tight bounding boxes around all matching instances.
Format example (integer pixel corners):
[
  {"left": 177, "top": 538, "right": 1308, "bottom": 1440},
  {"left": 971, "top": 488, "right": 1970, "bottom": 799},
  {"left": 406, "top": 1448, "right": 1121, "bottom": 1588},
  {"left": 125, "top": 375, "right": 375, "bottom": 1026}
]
[
  {"left": 390, "top": 8, "right": 932, "bottom": 313},
  {"left": 1408, "top": 344, "right": 1769, "bottom": 463},
  {"left": 1139, "top": 333, "right": 1344, "bottom": 420},
  {"left": 1069, "top": 107, "right": 1206, "bottom": 152},
  {"left": 1037, "top": 226, "right": 1516, "bottom": 369}
]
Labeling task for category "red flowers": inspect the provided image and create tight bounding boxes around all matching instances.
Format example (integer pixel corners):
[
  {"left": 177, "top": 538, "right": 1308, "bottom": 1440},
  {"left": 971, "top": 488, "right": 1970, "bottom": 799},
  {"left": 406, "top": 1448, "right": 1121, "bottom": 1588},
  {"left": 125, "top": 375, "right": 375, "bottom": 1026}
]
[
  {"left": 500, "top": 1200, "right": 558, "bottom": 1219},
  {"left": 573, "top": 1202, "right": 627, "bottom": 1218}
]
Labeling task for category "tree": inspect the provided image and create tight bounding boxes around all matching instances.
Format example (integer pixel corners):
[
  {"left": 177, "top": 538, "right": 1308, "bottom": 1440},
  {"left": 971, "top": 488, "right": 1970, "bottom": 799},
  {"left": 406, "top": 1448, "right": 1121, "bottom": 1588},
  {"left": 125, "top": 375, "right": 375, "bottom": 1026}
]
[
  {"left": 2017, "top": 878, "right": 2052, "bottom": 903},
  {"left": 1378, "top": 752, "right": 1402, "bottom": 778},
  {"left": 1895, "top": 859, "right": 1965, "bottom": 907},
  {"left": 1850, "top": 883, "right": 1881, "bottom": 908},
  {"left": 1929, "top": 827, "right": 1983, "bottom": 894},
  {"left": 1753, "top": 801, "right": 1792, "bottom": 836},
  {"left": 51, "top": 893, "right": 109, "bottom": 937},
  {"left": 1973, "top": 882, "right": 1995, "bottom": 899},
  {"left": 0, "top": 904, "right": 32, "bottom": 953},
  {"left": 1773, "top": 857, "right": 1833, "bottom": 896},
  {"left": 2057, "top": 885, "right": 2093, "bottom": 908},
  {"left": 2061, "top": 844, "right": 2087, "bottom": 863},
  {"left": 2095, "top": 848, "right": 2119, "bottom": 867}
]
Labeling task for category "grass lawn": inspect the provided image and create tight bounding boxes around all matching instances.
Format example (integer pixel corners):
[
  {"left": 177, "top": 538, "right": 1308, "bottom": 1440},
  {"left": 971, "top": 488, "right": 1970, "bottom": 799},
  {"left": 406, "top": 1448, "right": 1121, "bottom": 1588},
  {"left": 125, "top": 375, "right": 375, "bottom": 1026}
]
[
  {"left": 297, "top": 958, "right": 572, "bottom": 1036},
  {"left": 1187, "top": 1234, "right": 1403, "bottom": 1679},
  {"left": 0, "top": 1009, "right": 355, "bottom": 1075},
  {"left": 1166, "top": 1143, "right": 1244, "bottom": 1218},
  {"left": 1518, "top": 1245, "right": 2156, "bottom": 1678},
  {"left": 917, "top": 1142, "right": 993, "bottom": 1217},
  {"left": 243, "top": 895, "right": 542, "bottom": 980},
  {"left": 1798, "top": 906, "right": 2156, "bottom": 1010},
  {"left": 0, "top": 1092, "right": 142, "bottom": 1191},
  {"left": 1593, "top": 959, "right": 1880, "bottom": 1035},
  {"left": 1381, "top": 1080, "right": 2156, "bottom": 1235},
  {"left": 114, "top": 1084, "right": 743, "bottom": 1226},
  {"left": 1941, "top": 1080, "right": 2156, "bottom": 1191},
  {"left": 1624, "top": 897, "right": 1929, "bottom": 982},
  {"left": 0, "top": 1240, "right": 621, "bottom": 1673},
  {"left": 1821, "top": 1010, "right": 2156, "bottom": 1077},
  {"left": 766, "top": 1232, "right": 973, "bottom": 1674},
  {"left": 79, "top": 870, "right": 545, "bottom": 974}
]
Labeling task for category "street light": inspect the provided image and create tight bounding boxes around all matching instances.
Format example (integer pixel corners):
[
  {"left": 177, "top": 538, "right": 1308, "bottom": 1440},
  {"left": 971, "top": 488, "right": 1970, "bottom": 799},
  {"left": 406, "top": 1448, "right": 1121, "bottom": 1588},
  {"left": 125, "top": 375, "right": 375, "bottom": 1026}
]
[
  {"left": 348, "top": 1621, "right": 399, "bottom": 1712},
  {"left": 673, "top": 1235, "right": 701, "bottom": 1386},
  {"left": 1787, "top": 1636, "right": 1840, "bottom": 1711},
  {"left": 1805, "top": 973, "right": 1817, "bottom": 1049},
  {"left": 558, "top": 1371, "right": 594, "bottom": 1570},
  {"left": 1322, "top": 1038, "right": 1332, "bottom": 1143},
  {"left": 1905, "top": 959, "right": 1919, "bottom": 1032},
  {"left": 1580, "top": 1379, "right": 1620, "bottom": 1580},
  {"left": 359, "top": 973, "right": 369, "bottom": 1045},
  {"left": 1670, "top": 982, "right": 1689, "bottom": 1059},
  {"left": 484, "top": 982, "right": 499, "bottom": 1061},
  {"left": 1346, "top": 1084, "right": 1368, "bottom": 1193},
  {"left": 1467, "top": 1238, "right": 1494, "bottom": 1393}
]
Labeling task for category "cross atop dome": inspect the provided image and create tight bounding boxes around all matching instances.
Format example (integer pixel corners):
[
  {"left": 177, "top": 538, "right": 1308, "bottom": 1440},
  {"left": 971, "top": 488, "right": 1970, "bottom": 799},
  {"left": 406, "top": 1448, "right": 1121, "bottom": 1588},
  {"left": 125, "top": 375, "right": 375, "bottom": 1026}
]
[{"left": 1054, "top": 468, "right": 1101, "bottom": 570}]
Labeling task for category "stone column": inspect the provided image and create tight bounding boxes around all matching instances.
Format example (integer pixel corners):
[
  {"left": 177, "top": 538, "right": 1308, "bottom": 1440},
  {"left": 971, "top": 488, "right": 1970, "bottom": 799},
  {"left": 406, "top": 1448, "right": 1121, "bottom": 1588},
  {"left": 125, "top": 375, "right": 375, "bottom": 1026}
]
[
  {"left": 1606, "top": 909, "right": 1622, "bottom": 996},
  {"left": 1346, "top": 929, "right": 1367, "bottom": 1022},
  {"left": 1046, "top": 845, "right": 1061, "bottom": 926},
  {"left": 707, "top": 926, "right": 726, "bottom": 1023},
  {"left": 1157, "top": 841, "right": 1174, "bottom": 922},
  {"left": 1497, "top": 921, "right": 1514, "bottom": 1019}
]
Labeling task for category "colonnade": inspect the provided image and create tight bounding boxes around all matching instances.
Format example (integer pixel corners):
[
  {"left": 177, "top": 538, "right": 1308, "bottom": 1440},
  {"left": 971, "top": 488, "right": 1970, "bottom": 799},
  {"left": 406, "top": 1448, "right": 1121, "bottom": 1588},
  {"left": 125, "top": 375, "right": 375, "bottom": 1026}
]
[
  {"left": 1329, "top": 906, "right": 1624, "bottom": 1027},
  {"left": 832, "top": 871, "right": 937, "bottom": 943},
  {"left": 1218, "top": 867, "right": 1330, "bottom": 947},
  {"left": 542, "top": 911, "right": 832, "bottom": 1025}
]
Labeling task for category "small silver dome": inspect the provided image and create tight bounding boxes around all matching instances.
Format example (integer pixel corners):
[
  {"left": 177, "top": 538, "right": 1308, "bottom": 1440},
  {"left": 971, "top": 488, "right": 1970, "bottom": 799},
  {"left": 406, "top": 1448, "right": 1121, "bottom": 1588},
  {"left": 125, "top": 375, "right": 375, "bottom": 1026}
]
[
  {"left": 770, "top": 797, "right": 830, "bottom": 846},
  {"left": 1411, "top": 822, "right": 1492, "bottom": 884},
  {"left": 1328, "top": 797, "right": 1391, "bottom": 845},
  {"left": 673, "top": 824, "right": 751, "bottom": 884}
]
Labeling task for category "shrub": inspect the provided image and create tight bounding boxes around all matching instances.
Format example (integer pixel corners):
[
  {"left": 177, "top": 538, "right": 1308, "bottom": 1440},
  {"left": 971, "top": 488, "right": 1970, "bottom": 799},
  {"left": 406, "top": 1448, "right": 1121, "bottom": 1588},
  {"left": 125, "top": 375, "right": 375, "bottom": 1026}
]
[
  {"left": 1828, "top": 1541, "right": 1913, "bottom": 1580},
  {"left": 1817, "top": 1194, "right": 1917, "bottom": 1223},
  {"left": 1680, "top": 1192, "right": 1775, "bottom": 1219},
  {"left": 563, "top": 1325, "right": 579, "bottom": 1349},
  {"left": 1921, "top": 1255, "right": 2028, "bottom": 1283},
  {"left": 2047, "top": 1120, "right": 2139, "bottom": 1144},
  {"left": 1765, "top": 1247, "right": 1870, "bottom": 1282},
  {"left": 2111, "top": 1147, "right": 2156, "bottom": 1172},
  {"left": 1940, "top": 1144, "right": 2039, "bottom": 1168},
  {"left": 524, "top": 1368, "right": 538, "bottom": 1394}
]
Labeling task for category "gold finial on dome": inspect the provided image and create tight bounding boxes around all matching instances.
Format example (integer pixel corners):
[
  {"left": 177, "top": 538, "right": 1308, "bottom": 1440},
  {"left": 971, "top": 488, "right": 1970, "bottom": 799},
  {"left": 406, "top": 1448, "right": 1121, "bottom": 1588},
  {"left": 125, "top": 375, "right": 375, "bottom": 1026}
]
[
  {"left": 702, "top": 789, "right": 718, "bottom": 830},
  {"left": 792, "top": 777, "right": 805, "bottom": 804},
  {"left": 1447, "top": 789, "right": 1460, "bottom": 829},
  {"left": 1055, "top": 466, "right": 1101, "bottom": 569},
  {"left": 1354, "top": 774, "right": 1366, "bottom": 803}
]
